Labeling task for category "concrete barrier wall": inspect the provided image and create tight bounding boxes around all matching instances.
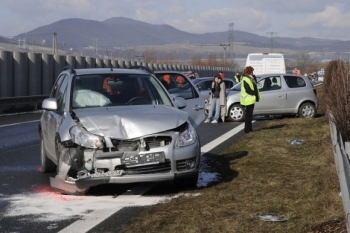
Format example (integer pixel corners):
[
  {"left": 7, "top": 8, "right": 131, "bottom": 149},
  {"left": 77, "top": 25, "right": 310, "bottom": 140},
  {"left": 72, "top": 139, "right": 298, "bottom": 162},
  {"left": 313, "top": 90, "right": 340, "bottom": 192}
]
[{"left": 0, "top": 51, "right": 234, "bottom": 98}]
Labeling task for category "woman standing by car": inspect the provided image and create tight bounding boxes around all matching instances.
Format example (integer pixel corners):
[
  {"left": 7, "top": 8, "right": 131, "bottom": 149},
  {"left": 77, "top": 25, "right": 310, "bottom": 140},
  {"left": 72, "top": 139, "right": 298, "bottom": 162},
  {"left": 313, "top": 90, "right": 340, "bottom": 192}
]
[
  {"left": 240, "top": 66, "right": 261, "bottom": 133},
  {"left": 204, "top": 75, "right": 226, "bottom": 123}
]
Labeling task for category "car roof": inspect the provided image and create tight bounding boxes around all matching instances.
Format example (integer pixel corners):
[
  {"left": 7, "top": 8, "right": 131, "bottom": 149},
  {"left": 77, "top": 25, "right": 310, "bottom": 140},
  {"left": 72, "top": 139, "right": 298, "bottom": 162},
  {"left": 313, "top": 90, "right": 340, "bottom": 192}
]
[
  {"left": 195, "top": 77, "right": 235, "bottom": 81},
  {"left": 257, "top": 73, "right": 305, "bottom": 77},
  {"left": 67, "top": 68, "right": 150, "bottom": 76},
  {"left": 154, "top": 70, "right": 187, "bottom": 75}
]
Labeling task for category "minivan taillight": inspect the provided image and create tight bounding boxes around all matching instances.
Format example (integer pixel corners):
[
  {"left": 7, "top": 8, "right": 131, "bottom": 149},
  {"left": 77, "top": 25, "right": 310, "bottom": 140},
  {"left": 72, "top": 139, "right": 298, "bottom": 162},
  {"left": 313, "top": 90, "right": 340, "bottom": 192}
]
[{"left": 313, "top": 88, "right": 317, "bottom": 96}]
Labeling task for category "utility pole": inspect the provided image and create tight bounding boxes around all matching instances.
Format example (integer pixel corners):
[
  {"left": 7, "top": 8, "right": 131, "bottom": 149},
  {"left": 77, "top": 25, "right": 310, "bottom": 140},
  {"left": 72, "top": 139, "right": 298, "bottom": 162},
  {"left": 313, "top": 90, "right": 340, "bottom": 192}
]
[
  {"left": 92, "top": 38, "right": 99, "bottom": 56},
  {"left": 53, "top": 32, "right": 57, "bottom": 55},
  {"left": 228, "top": 23, "right": 234, "bottom": 61},
  {"left": 135, "top": 53, "right": 143, "bottom": 61},
  {"left": 266, "top": 32, "right": 277, "bottom": 52},
  {"left": 323, "top": 48, "right": 328, "bottom": 61},
  {"left": 17, "top": 37, "right": 26, "bottom": 51},
  {"left": 220, "top": 43, "right": 230, "bottom": 64}
]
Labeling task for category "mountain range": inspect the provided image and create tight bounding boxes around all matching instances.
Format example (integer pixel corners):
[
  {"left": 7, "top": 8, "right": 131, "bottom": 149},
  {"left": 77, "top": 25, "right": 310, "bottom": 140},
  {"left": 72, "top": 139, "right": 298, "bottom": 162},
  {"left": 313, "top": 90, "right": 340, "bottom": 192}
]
[{"left": 1, "top": 17, "right": 349, "bottom": 60}]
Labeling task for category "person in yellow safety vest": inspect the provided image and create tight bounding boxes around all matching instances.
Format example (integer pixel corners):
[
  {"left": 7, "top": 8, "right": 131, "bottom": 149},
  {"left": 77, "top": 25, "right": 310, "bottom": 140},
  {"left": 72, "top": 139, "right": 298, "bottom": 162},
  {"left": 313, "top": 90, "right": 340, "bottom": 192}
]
[
  {"left": 234, "top": 72, "right": 241, "bottom": 83},
  {"left": 240, "top": 66, "right": 261, "bottom": 133}
]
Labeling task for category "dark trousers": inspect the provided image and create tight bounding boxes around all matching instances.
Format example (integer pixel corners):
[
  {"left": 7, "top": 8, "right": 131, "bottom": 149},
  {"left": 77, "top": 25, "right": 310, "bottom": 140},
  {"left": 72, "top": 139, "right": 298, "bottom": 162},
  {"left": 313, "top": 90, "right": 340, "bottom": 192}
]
[{"left": 244, "top": 104, "right": 255, "bottom": 133}]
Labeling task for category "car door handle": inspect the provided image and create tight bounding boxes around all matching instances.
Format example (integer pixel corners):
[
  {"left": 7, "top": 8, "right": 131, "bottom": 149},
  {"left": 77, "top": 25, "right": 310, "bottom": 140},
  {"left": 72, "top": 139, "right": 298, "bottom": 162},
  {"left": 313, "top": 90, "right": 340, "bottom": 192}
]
[{"left": 193, "top": 105, "right": 204, "bottom": 111}]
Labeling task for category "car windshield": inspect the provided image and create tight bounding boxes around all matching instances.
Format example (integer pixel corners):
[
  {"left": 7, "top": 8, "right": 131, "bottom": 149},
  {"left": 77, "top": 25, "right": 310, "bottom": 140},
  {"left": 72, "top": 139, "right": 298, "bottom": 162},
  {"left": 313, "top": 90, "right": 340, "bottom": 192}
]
[{"left": 71, "top": 74, "right": 173, "bottom": 109}]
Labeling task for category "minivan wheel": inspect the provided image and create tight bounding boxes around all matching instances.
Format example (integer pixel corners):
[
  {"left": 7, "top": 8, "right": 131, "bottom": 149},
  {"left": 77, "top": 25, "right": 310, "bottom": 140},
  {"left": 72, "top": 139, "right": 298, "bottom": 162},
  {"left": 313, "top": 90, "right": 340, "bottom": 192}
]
[
  {"left": 299, "top": 103, "right": 316, "bottom": 118},
  {"left": 228, "top": 104, "right": 245, "bottom": 122},
  {"left": 40, "top": 138, "right": 56, "bottom": 173}
]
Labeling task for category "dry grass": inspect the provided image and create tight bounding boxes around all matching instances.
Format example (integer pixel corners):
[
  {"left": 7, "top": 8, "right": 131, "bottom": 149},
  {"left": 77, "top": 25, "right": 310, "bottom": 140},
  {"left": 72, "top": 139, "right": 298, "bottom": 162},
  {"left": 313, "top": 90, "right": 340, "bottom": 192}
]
[{"left": 120, "top": 84, "right": 346, "bottom": 233}]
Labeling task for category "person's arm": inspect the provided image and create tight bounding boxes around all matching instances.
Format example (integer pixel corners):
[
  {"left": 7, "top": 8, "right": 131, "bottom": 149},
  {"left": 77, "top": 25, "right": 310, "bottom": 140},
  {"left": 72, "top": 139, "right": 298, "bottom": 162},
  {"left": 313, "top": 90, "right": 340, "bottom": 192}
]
[
  {"left": 211, "top": 81, "right": 216, "bottom": 92},
  {"left": 243, "top": 80, "right": 255, "bottom": 95}
]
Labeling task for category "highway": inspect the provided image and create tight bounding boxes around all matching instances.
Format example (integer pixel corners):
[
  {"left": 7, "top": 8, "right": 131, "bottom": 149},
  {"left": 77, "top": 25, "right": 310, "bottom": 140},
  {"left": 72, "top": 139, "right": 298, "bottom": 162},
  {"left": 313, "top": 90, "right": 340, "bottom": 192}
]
[{"left": 0, "top": 112, "right": 249, "bottom": 233}]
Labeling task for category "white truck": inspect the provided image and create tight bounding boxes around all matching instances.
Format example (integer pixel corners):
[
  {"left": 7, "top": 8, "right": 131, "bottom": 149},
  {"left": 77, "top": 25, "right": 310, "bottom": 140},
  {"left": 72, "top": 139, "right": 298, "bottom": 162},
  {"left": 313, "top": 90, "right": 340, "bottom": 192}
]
[{"left": 245, "top": 53, "right": 286, "bottom": 75}]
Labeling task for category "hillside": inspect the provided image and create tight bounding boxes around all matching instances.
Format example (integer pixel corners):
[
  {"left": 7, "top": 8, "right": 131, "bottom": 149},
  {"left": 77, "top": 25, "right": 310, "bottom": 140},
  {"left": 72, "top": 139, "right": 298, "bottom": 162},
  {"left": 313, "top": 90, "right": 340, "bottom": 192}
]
[{"left": 1, "top": 17, "right": 349, "bottom": 61}]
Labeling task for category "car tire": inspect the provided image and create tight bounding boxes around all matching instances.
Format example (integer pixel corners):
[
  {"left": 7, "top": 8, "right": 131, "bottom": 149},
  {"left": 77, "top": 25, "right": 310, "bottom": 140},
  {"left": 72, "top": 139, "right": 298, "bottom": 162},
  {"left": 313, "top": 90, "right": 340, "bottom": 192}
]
[
  {"left": 298, "top": 102, "right": 316, "bottom": 118},
  {"left": 40, "top": 138, "right": 56, "bottom": 173},
  {"left": 228, "top": 104, "right": 245, "bottom": 122}
]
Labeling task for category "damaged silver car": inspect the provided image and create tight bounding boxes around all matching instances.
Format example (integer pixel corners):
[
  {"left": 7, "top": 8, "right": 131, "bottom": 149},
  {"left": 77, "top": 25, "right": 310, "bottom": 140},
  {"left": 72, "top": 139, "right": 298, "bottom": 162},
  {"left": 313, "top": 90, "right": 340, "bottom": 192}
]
[{"left": 38, "top": 66, "right": 205, "bottom": 194}]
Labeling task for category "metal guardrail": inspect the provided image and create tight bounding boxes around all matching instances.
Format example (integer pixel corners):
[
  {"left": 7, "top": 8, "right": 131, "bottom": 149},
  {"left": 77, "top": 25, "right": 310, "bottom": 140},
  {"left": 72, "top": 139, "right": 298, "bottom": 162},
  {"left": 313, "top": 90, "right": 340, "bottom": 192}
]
[
  {"left": 0, "top": 95, "right": 49, "bottom": 113},
  {"left": 329, "top": 120, "right": 350, "bottom": 232}
]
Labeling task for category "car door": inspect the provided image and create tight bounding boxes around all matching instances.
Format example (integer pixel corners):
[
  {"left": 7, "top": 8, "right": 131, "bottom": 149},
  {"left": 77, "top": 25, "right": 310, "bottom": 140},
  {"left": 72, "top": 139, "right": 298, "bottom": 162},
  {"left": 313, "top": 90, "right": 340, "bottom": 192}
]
[
  {"left": 196, "top": 79, "right": 212, "bottom": 100},
  {"left": 46, "top": 74, "right": 69, "bottom": 161},
  {"left": 155, "top": 72, "right": 205, "bottom": 128},
  {"left": 254, "top": 75, "right": 286, "bottom": 115},
  {"left": 283, "top": 75, "right": 311, "bottom": 113}
]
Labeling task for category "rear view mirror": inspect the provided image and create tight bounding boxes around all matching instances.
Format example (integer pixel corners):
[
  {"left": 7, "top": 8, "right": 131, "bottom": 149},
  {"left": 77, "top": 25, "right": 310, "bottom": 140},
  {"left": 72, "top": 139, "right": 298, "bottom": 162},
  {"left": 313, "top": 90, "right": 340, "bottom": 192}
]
[
  {"left": 107, "top": 80, "right": 123, "bottom": 86},
  {"left": 42, "top": 98, "right": 58, "bottom": 111},
  {"left": 173, "top": 96, "right": 186, "bottom": 109}
]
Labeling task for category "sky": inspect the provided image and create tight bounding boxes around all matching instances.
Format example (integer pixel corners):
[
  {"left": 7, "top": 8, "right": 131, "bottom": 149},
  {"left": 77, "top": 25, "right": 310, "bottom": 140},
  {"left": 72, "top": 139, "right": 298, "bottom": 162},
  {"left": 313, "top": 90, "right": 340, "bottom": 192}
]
[{"left": 0, "top": 0, "right": 350, "bottom": 41}]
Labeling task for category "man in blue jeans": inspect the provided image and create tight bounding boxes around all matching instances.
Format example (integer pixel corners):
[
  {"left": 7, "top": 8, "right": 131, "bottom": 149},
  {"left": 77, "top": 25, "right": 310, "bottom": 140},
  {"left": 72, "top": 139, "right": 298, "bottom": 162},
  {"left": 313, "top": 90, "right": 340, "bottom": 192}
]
[{"left": 204, "top": 75, "right": 226, "bottom": 123}]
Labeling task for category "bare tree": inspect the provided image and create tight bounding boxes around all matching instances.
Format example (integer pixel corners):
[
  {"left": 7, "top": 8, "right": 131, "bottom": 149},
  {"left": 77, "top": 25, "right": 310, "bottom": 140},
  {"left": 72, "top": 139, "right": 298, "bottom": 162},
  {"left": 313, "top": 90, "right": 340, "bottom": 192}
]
[
  {"left": 324, "top": 60, "right": 350, "bottom": 141},
  {"left": 191, "top": 53, "right": 203, "bottom": 66},
  {"left": 296, "top": 52, "right": 313, "bottom": 73},
  {"left": 143, "top": 48, "right": 158, "bottom": 63}
]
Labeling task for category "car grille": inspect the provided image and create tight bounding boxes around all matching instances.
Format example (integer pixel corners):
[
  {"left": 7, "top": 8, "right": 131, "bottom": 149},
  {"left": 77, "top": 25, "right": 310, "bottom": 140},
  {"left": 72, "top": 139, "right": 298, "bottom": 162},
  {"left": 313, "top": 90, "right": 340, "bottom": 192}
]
[
  {"left": 118, "top": 160, "right": 171, "bottom": 174},
  {"left": 110, "top": 136, "right": 172, "bottom": 151}
]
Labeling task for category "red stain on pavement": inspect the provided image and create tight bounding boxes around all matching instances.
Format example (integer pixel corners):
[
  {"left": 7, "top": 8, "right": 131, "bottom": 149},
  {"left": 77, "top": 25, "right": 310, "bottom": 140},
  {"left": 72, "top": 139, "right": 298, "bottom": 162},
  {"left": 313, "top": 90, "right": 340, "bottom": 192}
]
[{"left": 32, "top": 186, "right": 85, "bottom": 201}]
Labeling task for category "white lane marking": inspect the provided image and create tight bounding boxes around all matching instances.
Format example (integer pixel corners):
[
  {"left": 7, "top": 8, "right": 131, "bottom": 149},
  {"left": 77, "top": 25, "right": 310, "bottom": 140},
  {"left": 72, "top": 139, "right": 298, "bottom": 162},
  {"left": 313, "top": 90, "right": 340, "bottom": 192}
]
[
  {"left": 201, "top": 122, "right": 248, "bottom": 155},
  {"left": 58, "top": 182, "right": 158, "bottom": 233},
  {"left": 58, "top": 208, "right": 123, "bottom": 233},
  {"left": 0, "top": 120, "right": 39, "bottom": 128}
]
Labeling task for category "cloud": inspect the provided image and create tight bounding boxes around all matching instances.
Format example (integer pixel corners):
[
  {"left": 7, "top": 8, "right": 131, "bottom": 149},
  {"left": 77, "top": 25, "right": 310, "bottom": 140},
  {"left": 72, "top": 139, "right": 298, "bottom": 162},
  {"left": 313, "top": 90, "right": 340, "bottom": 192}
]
[
  {"left": 0, "top": 0, "right": 349, "bottom": 40},
  {"left": 288, "top": 6, "right": 350, "bottom": 29},
  {"left": 135, "top": 8, "right": 159, "bottom": 22}
]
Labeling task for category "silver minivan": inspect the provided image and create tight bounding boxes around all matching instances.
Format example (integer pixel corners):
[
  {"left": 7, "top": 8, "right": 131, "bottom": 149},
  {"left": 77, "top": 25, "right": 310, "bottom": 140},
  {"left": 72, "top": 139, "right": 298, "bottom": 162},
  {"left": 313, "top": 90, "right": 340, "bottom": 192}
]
[{"left": 207, "top": 74, "right": 318, "bottom": 122}]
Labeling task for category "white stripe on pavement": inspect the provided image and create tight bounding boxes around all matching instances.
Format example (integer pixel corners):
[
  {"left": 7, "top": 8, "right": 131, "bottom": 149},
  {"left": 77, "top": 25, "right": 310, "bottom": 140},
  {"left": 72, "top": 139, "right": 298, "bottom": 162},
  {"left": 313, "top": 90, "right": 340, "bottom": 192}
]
[{"left": 201, "top": 122, "right": 247, "bottom": 155}]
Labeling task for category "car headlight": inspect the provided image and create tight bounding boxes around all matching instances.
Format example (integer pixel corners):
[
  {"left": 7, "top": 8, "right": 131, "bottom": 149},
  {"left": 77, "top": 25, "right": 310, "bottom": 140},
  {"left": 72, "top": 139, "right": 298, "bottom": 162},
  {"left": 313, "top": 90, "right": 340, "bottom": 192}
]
[
  {"left": 176, "top": 123, "right": 197, "bottom": 147},
  {"left": 70, "top": 125, "right": 102, "bottom": 149}
]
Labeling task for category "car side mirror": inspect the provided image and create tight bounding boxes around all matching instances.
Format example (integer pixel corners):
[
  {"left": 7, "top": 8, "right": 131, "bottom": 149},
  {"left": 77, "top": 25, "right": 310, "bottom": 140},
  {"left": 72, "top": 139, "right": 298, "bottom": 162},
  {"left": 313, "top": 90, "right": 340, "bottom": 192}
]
[
  {"left": 173, "top": 96, "right": 186, "bottom": 109},
  {"left": 42, "top": 98, "right": 58, "bottom": 111}
]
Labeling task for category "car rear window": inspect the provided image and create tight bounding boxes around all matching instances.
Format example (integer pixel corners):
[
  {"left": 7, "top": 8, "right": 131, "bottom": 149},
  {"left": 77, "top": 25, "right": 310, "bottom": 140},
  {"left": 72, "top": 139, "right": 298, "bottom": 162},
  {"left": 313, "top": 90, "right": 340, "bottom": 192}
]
[{"left": 284, "top": 75, "right": 306, "bottom": 88}]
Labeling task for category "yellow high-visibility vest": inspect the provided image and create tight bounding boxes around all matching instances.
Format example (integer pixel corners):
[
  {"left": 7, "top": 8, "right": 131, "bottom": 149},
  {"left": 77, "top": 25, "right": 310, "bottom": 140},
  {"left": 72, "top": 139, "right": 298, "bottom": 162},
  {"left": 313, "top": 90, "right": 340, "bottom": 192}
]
[{"left": 240, "top": 76, "right": 260, "bottom": 106}]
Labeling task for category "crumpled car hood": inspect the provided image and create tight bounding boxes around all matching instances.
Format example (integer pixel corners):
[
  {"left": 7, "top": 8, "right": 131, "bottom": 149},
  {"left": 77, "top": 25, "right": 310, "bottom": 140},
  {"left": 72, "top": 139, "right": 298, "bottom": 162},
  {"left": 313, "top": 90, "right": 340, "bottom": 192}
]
[{"left": 73, "top": 105, "right": 188, "bottom": 139}]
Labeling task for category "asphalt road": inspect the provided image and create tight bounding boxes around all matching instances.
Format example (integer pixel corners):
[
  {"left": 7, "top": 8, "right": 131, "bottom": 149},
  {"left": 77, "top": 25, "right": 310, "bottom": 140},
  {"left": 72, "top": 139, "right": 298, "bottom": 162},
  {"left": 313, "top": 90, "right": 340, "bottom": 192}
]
[{"left": 0, "top": 111, "right": 248, "bottom": 233}]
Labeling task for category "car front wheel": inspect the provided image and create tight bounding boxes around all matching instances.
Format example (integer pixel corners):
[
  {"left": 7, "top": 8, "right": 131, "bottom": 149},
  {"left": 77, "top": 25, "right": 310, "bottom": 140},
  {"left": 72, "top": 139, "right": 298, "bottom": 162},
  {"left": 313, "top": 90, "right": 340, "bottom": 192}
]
[
  {"left": 228, "top": 104, "right": 245, "bottom": 122},
  {"left": 40, "top": 138, "right": 56, "bottom": 173},
  {"left": 299, "top": 103, "right": 316, "bottom": 118}
]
